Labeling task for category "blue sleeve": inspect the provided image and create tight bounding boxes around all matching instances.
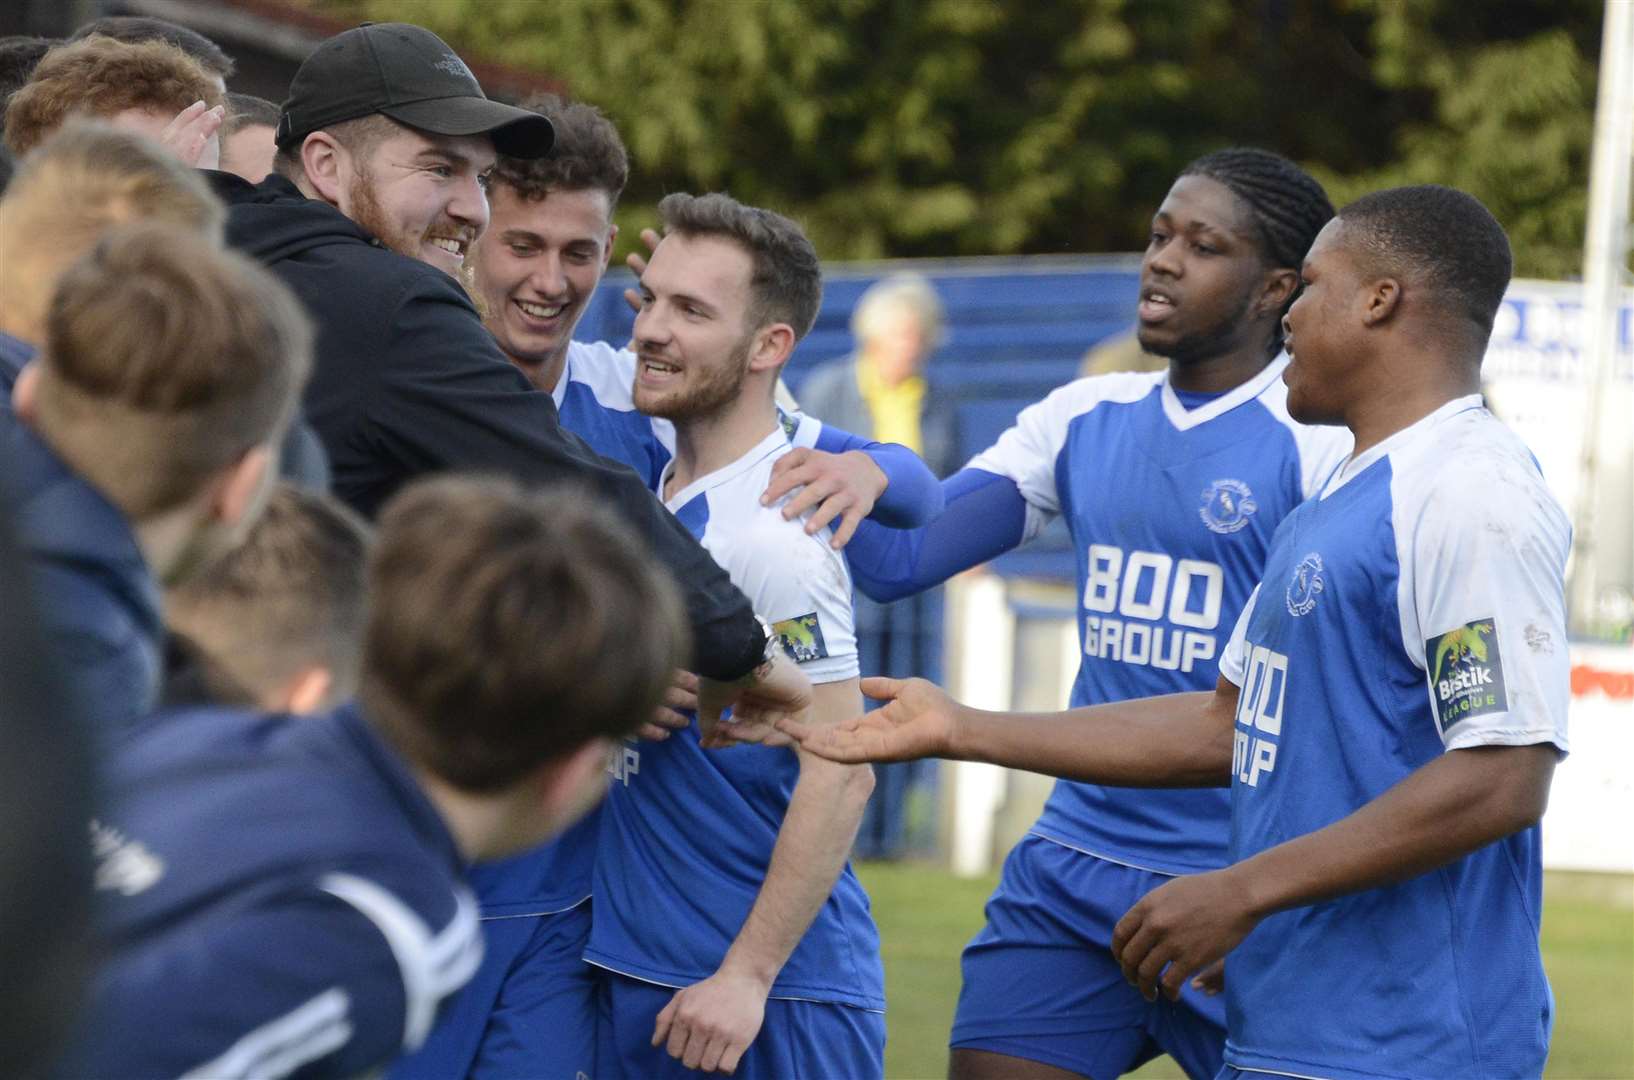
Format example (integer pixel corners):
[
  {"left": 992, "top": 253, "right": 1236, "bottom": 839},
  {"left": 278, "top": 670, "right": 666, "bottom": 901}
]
[
  {"left": 71, "top": 894, "right": 410, "bottom": 1079},
  {"left": 842, "top": 468, "right": 1030, "bottom": 602},
  {"left": 811, "top": 425, "right": 944, "bottom": 528}
]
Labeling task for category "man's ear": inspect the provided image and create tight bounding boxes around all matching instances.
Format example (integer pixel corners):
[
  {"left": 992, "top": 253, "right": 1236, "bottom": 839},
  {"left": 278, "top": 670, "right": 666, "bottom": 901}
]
[
  {"left": 299, "top": 132, "right": 346, "bottom": 207},
  {"left": 274, "top": 665, "right": 334, "bottom": 715},
  {"left": 748, "top": 323, "right": 796, "bottom": 374},
  {"left": 213, "top": 445, "right": 273, "bottom": 531},
  {"left": 1362, "top": 278, "right": 1402, "bottom": 327},
  {"left": 11, "top": 361, "right": 38, "bottom": 421},
  {"left": 602, "top": 223, "right": 620, "bottom": 273},
  {"left": 1254, "top": 268, "right": 1299, "bottom": 320}
]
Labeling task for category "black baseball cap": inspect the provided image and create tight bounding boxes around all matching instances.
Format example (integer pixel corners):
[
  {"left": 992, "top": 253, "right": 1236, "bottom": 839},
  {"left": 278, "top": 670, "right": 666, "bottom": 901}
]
[{"left": 276, "top": 23, "right": 553, "bottom": 158}]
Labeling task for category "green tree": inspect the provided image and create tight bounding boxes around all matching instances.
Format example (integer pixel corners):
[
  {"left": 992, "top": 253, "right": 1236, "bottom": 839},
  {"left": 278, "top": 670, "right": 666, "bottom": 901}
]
[{"left": 300, "top": 0, "right": 1599, "bottom": 277}]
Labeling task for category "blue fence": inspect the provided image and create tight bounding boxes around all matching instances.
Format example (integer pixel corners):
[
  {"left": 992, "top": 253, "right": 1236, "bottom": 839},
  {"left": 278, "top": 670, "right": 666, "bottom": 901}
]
[{"left": 576, "top": 253, "right": 1142, "bottom": 584}]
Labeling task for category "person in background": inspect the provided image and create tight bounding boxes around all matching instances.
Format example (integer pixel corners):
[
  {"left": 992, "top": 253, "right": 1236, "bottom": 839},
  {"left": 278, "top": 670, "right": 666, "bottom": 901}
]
[
  {"left": 0, "top": 34, "right": 59, "bottom": 191},
  {"left": 220, "top": 92, "right": 280, "bottom": 182},
  {"left": 163, "top": 484, "right": 371, "bottom": 713},
  {"left": 3, "top": 35, "right": 226, "bottom": 168},
  {"left": 798, "top": 272, "right": 957, "bottom": 859},
  {"left": 68, "top": 13, "right": 234, "bottom": 94}
]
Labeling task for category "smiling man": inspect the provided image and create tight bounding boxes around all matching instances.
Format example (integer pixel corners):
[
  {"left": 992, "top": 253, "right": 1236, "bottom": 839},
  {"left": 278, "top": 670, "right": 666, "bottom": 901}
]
[{"left": 212, "top": 24, "right": 812, "bottom": 710}]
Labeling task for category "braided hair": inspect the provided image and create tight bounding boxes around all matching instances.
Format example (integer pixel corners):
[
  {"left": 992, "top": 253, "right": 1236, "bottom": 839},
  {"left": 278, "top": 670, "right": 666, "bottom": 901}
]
[{"left": 1180, "top": 148, "right": 1334, "bottom": 355}]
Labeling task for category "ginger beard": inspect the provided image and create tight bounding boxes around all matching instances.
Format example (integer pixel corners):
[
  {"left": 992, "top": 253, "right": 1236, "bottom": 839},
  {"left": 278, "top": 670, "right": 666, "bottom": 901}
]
[{"left": 346, "top": 163, "right": 475, "bottom": 279}]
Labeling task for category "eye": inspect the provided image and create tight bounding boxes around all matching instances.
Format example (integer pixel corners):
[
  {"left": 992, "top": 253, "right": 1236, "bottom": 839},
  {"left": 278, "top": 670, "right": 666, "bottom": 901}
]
[
  {"left": 1193, "top": 241, "right": 1219, "bottom": 255},
  {"left": 1148, "top": 230, "right": 1168, "bottom": 247},
  {"left": 428, "top": 164, "right": 453, "bottom": 179},
  {"left": 509, "top": 243, "right": 537, "bottom": 257}
]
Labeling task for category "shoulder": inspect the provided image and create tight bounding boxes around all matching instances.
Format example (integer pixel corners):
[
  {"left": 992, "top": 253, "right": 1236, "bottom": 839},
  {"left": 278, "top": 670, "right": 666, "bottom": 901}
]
[
  {"left": 565, "top": 340, "right": 640, "bottom": 412},
  {"left": 1028, "top": 370, "right": 1165, "bottom": 432}
]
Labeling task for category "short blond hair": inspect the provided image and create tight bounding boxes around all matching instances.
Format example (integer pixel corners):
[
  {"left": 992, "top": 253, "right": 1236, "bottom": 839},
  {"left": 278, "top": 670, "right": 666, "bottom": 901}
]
[
  {"left": 850, "top": 273, "right": 945, "bottom": 349},
  {"left": 33, "top": 225, "right": 312, "bottom": 518},
  {"left": 2, "top": 35, "right": 223, "bottom": 158},
  {"left": 166, "top": 485, "right": 372, "bottom": 708},
  {"left": 0, "top": 120, "right": 223, "bottom": 343}
]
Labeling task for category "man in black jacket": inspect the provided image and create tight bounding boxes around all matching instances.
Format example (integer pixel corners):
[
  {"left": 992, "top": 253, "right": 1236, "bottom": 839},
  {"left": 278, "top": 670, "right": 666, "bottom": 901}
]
[{"left": 213, "top": 22, "right": 796, "bottom": 702}]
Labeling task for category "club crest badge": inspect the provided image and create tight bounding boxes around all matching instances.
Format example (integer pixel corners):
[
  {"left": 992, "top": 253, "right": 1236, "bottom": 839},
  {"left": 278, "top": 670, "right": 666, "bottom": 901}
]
[
  {"left": 1200, "top": 479, "right": 1258, "bottom": 534},
  {"left": 1284, "top": 552, "right": 1325, "bottom": 616}
]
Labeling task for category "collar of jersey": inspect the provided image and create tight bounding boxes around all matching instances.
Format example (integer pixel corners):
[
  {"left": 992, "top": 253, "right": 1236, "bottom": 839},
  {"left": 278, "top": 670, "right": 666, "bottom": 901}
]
[
  {"left": 549, "top": 351, "right": 573, "bottom": 410},
  {"left": 1158, "top": 353, "right": 1289, "bottom": 432},
  {"left": 659, "top": 424, "right": 789, "bottom": 511},
  {"left": 1319, "top": 392, "right": 1486, "bottom": 499}
]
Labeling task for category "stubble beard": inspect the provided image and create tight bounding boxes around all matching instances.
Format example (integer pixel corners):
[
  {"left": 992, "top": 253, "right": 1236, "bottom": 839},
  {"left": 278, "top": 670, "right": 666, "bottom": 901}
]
[{"left": 636, "top": 333, "right": 753, "bottom": 424}]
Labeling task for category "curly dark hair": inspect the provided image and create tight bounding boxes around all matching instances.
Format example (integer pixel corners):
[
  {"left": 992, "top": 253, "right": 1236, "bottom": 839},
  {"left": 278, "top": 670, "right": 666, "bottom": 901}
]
[{"left": 490, "top": 93, "right": 629, "bottom": 209}]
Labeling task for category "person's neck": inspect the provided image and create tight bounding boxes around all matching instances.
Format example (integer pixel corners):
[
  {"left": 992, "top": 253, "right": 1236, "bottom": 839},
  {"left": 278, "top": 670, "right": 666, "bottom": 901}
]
[
  {"left": 1343, "top": 350, "right": 1482, "bottom": 458},
  {"left": 413, "top": 769, "right": 524, "bottom": 863},
  {"left": 510, "top": 345, "right": 569, "bottom": 395},
  {"left": 665, "top": 394, "right": 779, "bottom": 500},
  {"left": 1165, "top": 334, "right": 1274, "bottom": 395}
]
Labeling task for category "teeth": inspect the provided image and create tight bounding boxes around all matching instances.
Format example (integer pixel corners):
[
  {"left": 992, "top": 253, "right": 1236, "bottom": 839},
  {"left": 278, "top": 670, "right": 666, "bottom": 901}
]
[
  {"left": 429, "top": 238, "right": 464, "bottom": 256},
  {"left": 643, "top": 359, "right": 679, "bottom": 374},
  {"left": 1144, "top": 292, "right": 1172, "bottom": 304},
  {"left": 517, "top": 300, "right": 565, "bottom": 319}
]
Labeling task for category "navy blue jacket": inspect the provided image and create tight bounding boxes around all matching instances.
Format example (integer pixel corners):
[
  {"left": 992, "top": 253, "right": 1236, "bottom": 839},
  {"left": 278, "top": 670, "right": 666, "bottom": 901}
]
[
  {"left": 212, "top": 171, "right": 763, "bottom": 680},
  {"left": 65, "top": 703, "right": 482, "bottom": 1079},
  {"left": 0, "top": 409, "right": 162, "bottom": 733}
]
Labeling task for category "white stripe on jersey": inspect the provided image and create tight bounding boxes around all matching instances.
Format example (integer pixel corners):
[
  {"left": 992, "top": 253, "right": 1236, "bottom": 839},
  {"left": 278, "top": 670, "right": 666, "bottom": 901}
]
[
  {"left": 320, "top": 873, "right": 483, "bottom": 1051},
  {"left": 180, "top": 987, "right": 352, "bottom": 1080}
]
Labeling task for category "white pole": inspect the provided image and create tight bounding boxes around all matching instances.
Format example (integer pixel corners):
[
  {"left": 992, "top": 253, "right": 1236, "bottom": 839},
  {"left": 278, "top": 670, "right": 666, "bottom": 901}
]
[{"left": 1568, "top": 0, "right": 1634, "bottom": 637}]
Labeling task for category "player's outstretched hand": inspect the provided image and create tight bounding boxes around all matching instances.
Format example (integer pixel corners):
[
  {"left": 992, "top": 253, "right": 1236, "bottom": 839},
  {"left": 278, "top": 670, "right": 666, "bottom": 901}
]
[
  {"left": 761, "top": 448, "right": 888, "bottom": 549},
  {"left": 778, "top": 676, "right": 958, "bottom": 763},
  {"left": 622, "top": 227, "right": 662, "bottom": 313},
  {"left": 697, "top": 650, "right": 810, "bottom": 750},
  {"left": 636, "top": 669, "right": 699, "bottom": 741},
  {"left": 652, "top": 968, "right": 769, "bottom": 1074},
  {"left": 160, "top": 100, "right": 224, "bottom": 168},
  {"left": 1110, "top": 868, "right": 1259, "bottom": 1003}
]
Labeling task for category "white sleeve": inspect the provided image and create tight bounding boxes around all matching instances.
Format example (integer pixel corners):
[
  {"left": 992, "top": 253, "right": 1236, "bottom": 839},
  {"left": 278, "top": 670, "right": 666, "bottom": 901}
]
[
  {"left": 966, "top": 375, "right": 1154, "bottom": 544},
  {"left": 1219, "top": 585, "right": 1260, "bottom": 688},
  {"left": 1396, "top": 454, "right": 1572, "bottom": 754},
  {"left": 726, "top": 509, "right": 859, "bottom": 686}
]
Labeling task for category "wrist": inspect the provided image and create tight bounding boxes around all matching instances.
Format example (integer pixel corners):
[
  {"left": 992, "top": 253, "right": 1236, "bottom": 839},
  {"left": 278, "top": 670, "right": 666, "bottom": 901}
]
[
  {"left": 850, "top": 450, "right": 888, "bottom": 499},
  {"left": 717, "top": 949, "right": 777, "bottom": 993},
  {"left": 1224, "top": 857, "right": 1280, "bottom": 920}
]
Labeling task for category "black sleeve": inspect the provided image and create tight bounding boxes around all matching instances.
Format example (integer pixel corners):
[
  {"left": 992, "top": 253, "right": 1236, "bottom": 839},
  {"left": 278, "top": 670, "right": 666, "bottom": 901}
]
[{"left": 363, "top": 278, "right": 763, "bottom": 680}]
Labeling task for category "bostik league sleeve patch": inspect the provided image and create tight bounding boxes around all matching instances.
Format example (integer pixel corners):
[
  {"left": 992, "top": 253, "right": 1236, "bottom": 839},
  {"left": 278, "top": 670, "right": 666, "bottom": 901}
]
[
  {"left": 1425, "top": 618, "right": 1508, "bottom": 734},
  {"left": 772, "top": 612, "right": 829, "bottom": 664}
]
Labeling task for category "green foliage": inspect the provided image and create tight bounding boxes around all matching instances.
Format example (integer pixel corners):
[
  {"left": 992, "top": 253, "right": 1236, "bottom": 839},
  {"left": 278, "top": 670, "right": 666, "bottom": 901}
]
[{"left": 302, "top": 0, "right": 1601, "bottom": 277}]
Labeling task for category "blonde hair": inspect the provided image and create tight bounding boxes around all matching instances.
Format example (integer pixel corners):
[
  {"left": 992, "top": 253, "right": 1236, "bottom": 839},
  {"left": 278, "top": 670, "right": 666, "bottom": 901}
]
[
  {"left": 2, "top": 34, "right": 223, "bottom": 158},
  {"left": 33, "top": 224, "right": 312, "bottom": 518},
  {"left": 0, "top": 120, "right": 223, "bottom": 343},
  {"left": 850, "top": 272, "right": 946, "bottom": 349}
]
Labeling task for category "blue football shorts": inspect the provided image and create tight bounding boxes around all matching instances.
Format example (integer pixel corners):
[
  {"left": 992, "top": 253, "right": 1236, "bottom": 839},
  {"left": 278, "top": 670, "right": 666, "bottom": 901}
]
[{"left": 950, "top": 834, "right": 1227, "bottom": 1080}]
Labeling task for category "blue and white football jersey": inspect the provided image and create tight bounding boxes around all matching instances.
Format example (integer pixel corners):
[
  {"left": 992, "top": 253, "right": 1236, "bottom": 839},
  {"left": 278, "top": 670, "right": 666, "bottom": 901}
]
[
  {"left": 586, "top": 423, "right": 885, "bottom": 1011},
  {"left": 68, "top": 704, "right": 482, "bottom": 1079},
  {"left": 969, "top": 358, "right": 1352, "bottom": 874},
  {"left": 469, "top": 342, "right": 871, "bottom": 918},
  {"left": 1218, "top": 395, "right": 1569, "bottom": 1079}
]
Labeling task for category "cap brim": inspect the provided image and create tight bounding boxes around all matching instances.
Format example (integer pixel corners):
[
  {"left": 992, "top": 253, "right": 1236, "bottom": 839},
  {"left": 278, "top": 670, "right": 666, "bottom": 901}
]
[{"left": 382, "top": 96, "right": 554, "bottom": 159}]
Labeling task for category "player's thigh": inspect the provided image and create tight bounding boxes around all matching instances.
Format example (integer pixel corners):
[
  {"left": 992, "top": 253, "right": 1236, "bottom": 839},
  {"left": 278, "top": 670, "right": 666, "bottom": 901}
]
[
  {"left": 732, "top": 998, "right": 885, "bottom": 1080},
  {"left": 1144, "top": 988, "right": 1227, "bottom": 1080},
  {"left": 598, "top": 971, "right": 696, "bottom": 1080},
  {"left": 470, "top": 903, "right": 598, "bottom": 1078}
]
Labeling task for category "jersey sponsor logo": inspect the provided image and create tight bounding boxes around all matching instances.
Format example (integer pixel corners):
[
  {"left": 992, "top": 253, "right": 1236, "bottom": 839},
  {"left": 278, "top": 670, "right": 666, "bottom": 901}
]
[
  {"left": 1199, "top": 478, "right": 1258, "bottom": 534},
  {"left": 1082, "top": 544, "right": 1222, "bottom": 672},
  {"left": 1427, "top": 619, "right": 1508, "bottom": 733},
  {"left": 608, "top": 741, "right": 641, "bottom": 785},
  {"left": 90, "top": 818, "right": 165, "bottom": 896},
  {"left": 774, "top": 612, "right": 829, "bottom": 663},
  {"left": 1232, "top": 644, "right": 1288, "bottom": 787},
  {"left": 1284, "top": 552, "right": 1325, "bottom": 616}
]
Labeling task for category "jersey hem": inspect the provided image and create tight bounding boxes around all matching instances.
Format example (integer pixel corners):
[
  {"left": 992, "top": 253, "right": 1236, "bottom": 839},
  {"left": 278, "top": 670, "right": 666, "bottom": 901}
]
[
  {"left": 478, "top": 893, "right": 591, "bottom": 920},
  {"left": 1026, "top": 829, "right": 1226, "bottom": 877},
  {"left": 1227, "top": 1046, "right": 1429, "bottom": 1080},
  {"left": 583, "top": 953, "right": 886, "bottom": 1013}
]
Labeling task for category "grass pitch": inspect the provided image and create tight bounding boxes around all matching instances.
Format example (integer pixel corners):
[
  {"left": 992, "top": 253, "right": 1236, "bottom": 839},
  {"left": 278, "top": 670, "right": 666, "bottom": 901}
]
[{"left": 856, "top": 862, "right": 1634, "bottom": 1079}]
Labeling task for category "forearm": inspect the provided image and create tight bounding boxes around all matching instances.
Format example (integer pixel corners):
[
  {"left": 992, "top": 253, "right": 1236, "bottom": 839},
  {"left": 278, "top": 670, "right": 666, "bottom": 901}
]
[
  {"left": 718, "top": 752, "right": 873, "bottom": 987},
  {"left": 846, "top": 468, "right": 1027, "bottom": 602},
  {"left": 1232, "top": 743, "right": 1558, "bottom": 918},
  {"left": 951, "top": 688, "right": 1234, "bottom": 788}
]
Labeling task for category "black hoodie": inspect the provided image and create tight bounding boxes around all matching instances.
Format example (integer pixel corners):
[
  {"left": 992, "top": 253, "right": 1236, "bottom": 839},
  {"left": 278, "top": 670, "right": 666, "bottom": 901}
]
[{"left": 212, "top": 172, "right": 763, "bottom": 680}]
